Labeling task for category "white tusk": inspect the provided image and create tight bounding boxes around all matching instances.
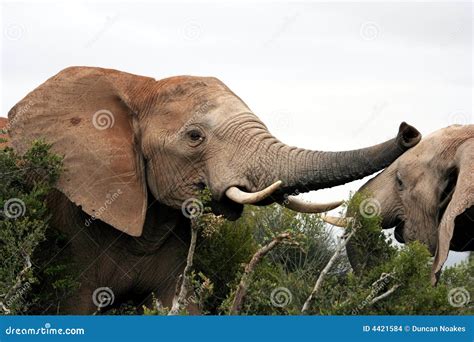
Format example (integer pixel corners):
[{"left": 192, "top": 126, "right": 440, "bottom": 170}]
[
  {"left": 321, "top": 214, "right": 354, "bottom": 228},
  {"left": 225, "top": 180, "right": 282, "bottom": 204},
  {"left": 283, "top": 196, "right": 343, "bottom": 214}
]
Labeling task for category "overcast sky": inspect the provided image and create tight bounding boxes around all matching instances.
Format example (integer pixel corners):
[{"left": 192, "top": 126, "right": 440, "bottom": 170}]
[{"left": 1, "top": 0, "right": 472, "bottom": 265}]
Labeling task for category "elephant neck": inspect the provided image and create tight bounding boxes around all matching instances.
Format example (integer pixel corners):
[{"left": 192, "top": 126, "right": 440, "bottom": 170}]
[
  {"left": 49, "top": 189, "right": 189, "bottom": 256},
  {"left": 128, "top": 199, "right": 190, "bottom": 255}
]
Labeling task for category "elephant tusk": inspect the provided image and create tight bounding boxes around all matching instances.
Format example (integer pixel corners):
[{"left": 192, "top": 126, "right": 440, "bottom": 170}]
[
  {"left": 283, "top": 196, "right": 343, "bottom": 214},
  {"left": 225, "top": 180, "right": 282, "bottom": 204},
  {"left": 321, "top": 214, "right": 354, "bottom": 228}
]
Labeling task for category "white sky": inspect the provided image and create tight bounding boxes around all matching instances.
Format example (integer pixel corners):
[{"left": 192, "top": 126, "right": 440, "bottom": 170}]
[{"left": 1, "top": 0, "right": 472, "bottom": 265}]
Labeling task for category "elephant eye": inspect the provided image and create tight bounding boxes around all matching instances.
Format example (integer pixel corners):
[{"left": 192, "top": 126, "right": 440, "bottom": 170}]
[
  {"left": 187, "top": 129, "right": 205, "bottom": 146},
  {"left": 396, "top": 171, "right": 404, "bottom": 190}
]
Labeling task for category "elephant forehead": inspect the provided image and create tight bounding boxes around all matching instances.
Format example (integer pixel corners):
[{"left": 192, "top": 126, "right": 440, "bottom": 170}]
[
  {"left": 148, "top": 87, "right": 252, "bottom": 132},
  {"left": 156, "top": 76, "right": 229, "bottom": 105}
]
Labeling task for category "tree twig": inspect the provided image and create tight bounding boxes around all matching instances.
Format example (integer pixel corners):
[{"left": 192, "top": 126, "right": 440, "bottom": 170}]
[
  {"left": 369, "top": 284, "right": 400, "bottom": 305},
  {"left": 2, "top": 254, "right": 32, "bottom": 299},
  {"left": 0, "top": 254, "right": 32, "bottom": 314},
  {"left": 168, "top": 220, "right": 199, "bottom": 315},
  {"left": 301, "top": 227, "right": 357, "bottom": 313},
  {"left": 230, "top": 232, "right": 293, "bottom": 315}
]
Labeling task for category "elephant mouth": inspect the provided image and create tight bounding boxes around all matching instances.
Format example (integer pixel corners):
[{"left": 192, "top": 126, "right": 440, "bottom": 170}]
[
  {"left": 205, "top": 180, "right": 344, "bottom": 221},
  {"left": 209, "top": 197, "right": 244, "bottom": 221},
  {"left": 222, "top": 182, "right": 343, "bottom": 214},
  {"left": 210, "top": 182, "right": 279, "bottom": 220},
  {"left": 394, "top": 220, "right": 405, "bottom": 243}
]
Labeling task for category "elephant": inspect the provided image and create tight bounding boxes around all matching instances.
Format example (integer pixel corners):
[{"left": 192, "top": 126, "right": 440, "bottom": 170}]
[
  {"left": 324, "top": 125, "right": 473, "bottom": 284},
  {"left": 5, "top": 66, "right": 421, "bottom": 314}
]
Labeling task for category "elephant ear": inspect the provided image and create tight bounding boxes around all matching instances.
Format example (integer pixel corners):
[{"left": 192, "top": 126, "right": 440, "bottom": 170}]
[
  {"left": 432, "top": 139, "right": 474, "bottom": 283},
  {"left": 8, "top": 67, "right": 155, "bottom": 237}
]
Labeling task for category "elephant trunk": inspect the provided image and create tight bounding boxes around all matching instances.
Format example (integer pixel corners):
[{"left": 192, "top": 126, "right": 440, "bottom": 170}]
[{"left": 265, "top": 122, "right": 420, "bottom": 197}]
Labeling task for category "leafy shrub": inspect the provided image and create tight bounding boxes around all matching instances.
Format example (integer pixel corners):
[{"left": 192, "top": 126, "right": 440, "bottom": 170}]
[
  {"left": 195, "top": 205, "right": 347, "bottom": 315},
  {"left": 191, "top": 195, "right": 473, "bottom": 315},
  {"left": 0, "top": 141, "right": 75, "bottom": 314}
]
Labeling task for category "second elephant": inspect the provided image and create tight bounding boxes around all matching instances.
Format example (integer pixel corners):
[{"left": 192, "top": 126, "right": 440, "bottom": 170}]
[{"left": 325, "top": 125, "right": 474, "bottom": 283}]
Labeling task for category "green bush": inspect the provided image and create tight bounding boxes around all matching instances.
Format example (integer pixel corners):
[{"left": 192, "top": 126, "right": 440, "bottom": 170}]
[
  {"left": 0, "top": 141, "right": 75, "bottom": 314},
  {"left": 194, "top": 205, "right": 347, "bottom": 315},
  {"left": 190, "top": 195, "right": 473, "bottom": 315}
]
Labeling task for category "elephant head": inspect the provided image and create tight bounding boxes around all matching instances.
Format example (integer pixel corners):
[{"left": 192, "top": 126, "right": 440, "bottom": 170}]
[
  {"left": 325, "top": 125, "right": 474, "bottom": 283},
  {"left": 8, "top": 66, "right": 421, "bottom": 237}
]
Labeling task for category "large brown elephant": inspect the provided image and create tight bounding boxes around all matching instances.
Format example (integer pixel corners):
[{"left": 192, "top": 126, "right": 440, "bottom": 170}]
[
  {"left": 6, "top": 66, "right": 421, "bottom": 313},
  {"left": 324, "top": 125, "right": 473, "bottom": 284}
]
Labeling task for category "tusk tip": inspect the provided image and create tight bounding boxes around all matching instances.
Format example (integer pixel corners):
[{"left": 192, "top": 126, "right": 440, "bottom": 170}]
[
  {"left": 282, "top": 196, "right": 343, "bottom": 214},
  {"left": 225, "top": 180, "right": 283, "bottom": 205},
  {"left": 321, "top": 214, "right": 354, "bottom": 228}
]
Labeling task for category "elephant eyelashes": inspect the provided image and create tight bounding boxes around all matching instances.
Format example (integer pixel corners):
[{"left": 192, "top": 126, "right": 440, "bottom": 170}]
[{"left": 187, "top": 129, "right": 205, "bottom": 146}]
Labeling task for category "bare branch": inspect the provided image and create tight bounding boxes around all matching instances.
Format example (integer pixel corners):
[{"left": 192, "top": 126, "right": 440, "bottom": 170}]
[
  {"left": 369, "top": 284, "right": 400, "bottom": 305},
  {"left": 301, "top": 227, "right": 357, "bottom": 313},
  {"left": 230, "top": 232, "right": 293, "bottom": 315},
  {"left": 3, "top": 254, "right": 32, "bottom": 299},
  {"left": 0, "top": 302, "right": 11, "bottom": 314},
  {"left": 168, "top": 221, "right": 199, "bottom": 315},
  {"left": 0, "top": 254, "right": 32, "bottom": 314}
]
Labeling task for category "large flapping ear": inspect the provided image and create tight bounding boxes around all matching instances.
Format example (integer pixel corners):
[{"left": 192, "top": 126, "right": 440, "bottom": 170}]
[
  {"left": 432, "top": 139, "right": 474, "bottom": 284},
  {"left": 8, "top": 67, "right": 155, "bottom": 236}
]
